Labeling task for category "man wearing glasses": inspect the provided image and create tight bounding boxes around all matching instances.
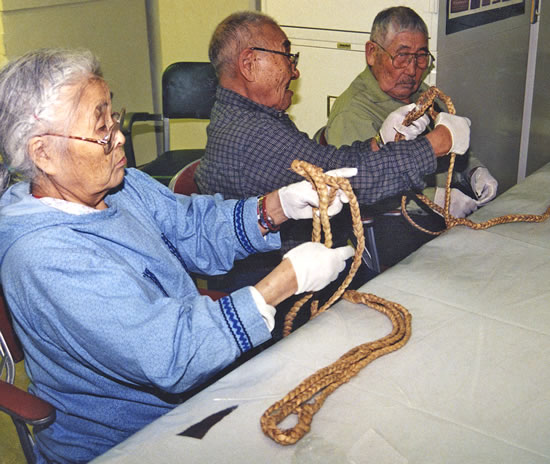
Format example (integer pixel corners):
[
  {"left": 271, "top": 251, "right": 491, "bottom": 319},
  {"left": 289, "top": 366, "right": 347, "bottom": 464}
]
[
  {"left": 197, "top": 10, "right": 470, "bottom": 215},
  {"left": 321, "top": 6, "right": 498, "bottom": 268},
  {"left": 196, "top": 10, "right": 470, "bottom": 310}
]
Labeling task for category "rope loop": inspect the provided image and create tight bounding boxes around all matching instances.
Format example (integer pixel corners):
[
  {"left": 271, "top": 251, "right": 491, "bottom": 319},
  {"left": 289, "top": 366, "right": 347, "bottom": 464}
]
[
  {"left": 396, "top": 86, "right": 550, "bottom": 234},
  {"left": 262, "top": 161, "right": 412, "bottom": 445}
]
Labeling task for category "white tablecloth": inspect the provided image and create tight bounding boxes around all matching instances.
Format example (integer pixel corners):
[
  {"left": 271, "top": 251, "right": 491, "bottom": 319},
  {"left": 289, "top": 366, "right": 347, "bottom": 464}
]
[{"left": 93, "top": 163, "right": 550, "bottom": 464}]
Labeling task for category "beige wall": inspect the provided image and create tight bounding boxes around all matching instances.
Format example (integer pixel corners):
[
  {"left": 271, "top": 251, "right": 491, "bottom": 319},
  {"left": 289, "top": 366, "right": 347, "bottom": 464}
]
[
  {"left": 0, "top": 0, "right": 156, "bottom": 165},
  {"left": 0, "top": 0, "right": 255, "bottom": 166},
  {"left": 0, "top": 4, "right": 5, "bottom": 68},
  {"left": 154, "top": 0, "right": 252, "bottom": 151}
]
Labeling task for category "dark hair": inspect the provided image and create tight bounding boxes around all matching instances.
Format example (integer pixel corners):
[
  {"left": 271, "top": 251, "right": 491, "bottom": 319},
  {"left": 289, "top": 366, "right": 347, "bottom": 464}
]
[
  {"left": 209, "top": 11, "right": 279, "bottom": 78},
  {"left": 0, "top": 48, "right": 102, "bottom": 192},
  {"left": 370, "top": 6, "right": 429, "bottom": 46}
]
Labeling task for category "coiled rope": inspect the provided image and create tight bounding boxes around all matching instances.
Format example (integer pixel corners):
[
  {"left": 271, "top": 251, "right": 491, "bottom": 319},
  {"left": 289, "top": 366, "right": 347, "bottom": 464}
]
[
  {"left": 397, "top": 86, "right": 550, "bottom": 235},
  {"left": 260, "top": 160, "right": 412, "bottom": 445}
]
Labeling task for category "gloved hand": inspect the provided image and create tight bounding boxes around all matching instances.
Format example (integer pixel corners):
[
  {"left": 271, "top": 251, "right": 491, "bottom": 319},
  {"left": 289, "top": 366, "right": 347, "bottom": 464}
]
[
  {"left": 434, "top": 187, "right": 478, "bottom": 218},
  {"left": 278, "top": 167, "right": 358, "bottom": 220},
  {"left": 470, "top": 167, "right": 498, "bottom": 205},
  {"left": 379, "top": 103, "right": 430, "bottom": 144},
  {"left": 434, "top": 113, "right": 471, "bottom": 155},
  {"left": 283, "top": 242, "right": 354, "bottom": 294}
]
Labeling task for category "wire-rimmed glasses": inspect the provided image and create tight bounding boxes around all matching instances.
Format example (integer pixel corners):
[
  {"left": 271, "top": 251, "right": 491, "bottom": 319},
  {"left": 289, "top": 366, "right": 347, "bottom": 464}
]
[
  {"left": 372, "top": 41, "right": 434, "bottom": 70},
  {"left": 40, "top": 108, "right": 125, "bottom": 155},
  {"left": 250, "top": 47, "right": 300, "bottom": 67}
]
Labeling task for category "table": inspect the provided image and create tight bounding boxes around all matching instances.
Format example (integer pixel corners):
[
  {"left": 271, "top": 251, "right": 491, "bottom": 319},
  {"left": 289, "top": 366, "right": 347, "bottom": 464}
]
[{"left": 92, "top": 163, "right": 550, "bottom": 464}]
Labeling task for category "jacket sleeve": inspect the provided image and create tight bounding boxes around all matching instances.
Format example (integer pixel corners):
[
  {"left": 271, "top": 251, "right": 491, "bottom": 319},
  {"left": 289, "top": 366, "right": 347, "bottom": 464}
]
[
  {"left": 324, "top": 106, "right": 379, "bottom": 148},
  {"left": 3, "top": 232, "right": 271, "bottom": 394},
  {"left": 121, "top": 169, "right": 281, "bottom": 275},
  {"left": 245, "top": 118, "right": 437, "bottom": 205}
]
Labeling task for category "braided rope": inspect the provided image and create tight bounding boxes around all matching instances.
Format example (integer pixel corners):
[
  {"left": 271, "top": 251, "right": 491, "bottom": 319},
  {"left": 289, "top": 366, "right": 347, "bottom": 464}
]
[
  {"left": 396, "top": 86, "right": 550, "bottom": 234},
  {"left": 261, "top": 87, "right": 550, "bottom": 445},
  {"left": 261, "top": 160, "right": 412, "bottom": 445},
  {"left": 281, "top": 162, "right": 365, "bottom": 336}
]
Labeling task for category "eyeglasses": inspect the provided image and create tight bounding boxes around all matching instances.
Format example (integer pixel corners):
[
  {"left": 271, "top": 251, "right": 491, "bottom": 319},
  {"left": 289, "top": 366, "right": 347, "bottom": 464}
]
[
  {"left": 250, "top": 47, "right": 299, "bottom": 67},
  {"left": 372, "top": 41, "right": 434, "bottom": 70},
  {"left": 40, "top": 108, "right": 125, "bottom": 155}
]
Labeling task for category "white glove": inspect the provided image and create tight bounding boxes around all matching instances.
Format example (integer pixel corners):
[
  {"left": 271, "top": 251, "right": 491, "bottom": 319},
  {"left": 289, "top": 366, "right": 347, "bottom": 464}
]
[
  {"left": 434, "top": 187, "right": 478, "bottom": 218},
  {"left": 470, "top": 167, "right": 498, "bottom": 205},
  {"left": 283, "top": 242, "right": 354, "bottom": 294},
  {"left": 379, "top": 103, "right": 430, "bottom": 144},
  {"left": 434, "top": 113, "right": 471, "bottom": 155},
  {"left": 278, "top": 167, "right": 358, "bottom": 220}
]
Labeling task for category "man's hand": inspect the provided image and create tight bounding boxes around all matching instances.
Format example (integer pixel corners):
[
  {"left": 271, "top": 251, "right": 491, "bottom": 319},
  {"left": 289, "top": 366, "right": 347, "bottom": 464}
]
[
  {"left": 283, "top": 242, "right": 354, "bottom": 294},
  {"left": 434, "top": 187, "right": 478, "bottom": 218},
  {"left": 278, "top": 167, "right": 357, "bottom": 220},
  {"left": 470, "top": 167, "right": 498, "bottom": 204},
  {"left": 434, "top": 113, "right": 471, "bottom": 155},
  {"left": 379, "top": 103, "right": 430, "bottom": 143}
]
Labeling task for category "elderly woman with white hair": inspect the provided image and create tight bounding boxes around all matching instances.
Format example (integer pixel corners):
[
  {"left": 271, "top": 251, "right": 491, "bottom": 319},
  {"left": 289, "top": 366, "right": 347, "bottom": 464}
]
[{"left": 0, "top": 48, "right": 356, "bottom": 463}]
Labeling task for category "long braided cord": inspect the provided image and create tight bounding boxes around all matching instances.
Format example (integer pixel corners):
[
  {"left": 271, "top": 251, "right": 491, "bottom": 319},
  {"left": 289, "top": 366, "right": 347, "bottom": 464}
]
[
  {"left": 261, "top": 90, "right": 550, "bottom": 444},
  {"left": 397, "top": 86, "right": 550, "bottom": 235},
  {"left": 261, "top": 160, "right": 412, "bottom": 445}
]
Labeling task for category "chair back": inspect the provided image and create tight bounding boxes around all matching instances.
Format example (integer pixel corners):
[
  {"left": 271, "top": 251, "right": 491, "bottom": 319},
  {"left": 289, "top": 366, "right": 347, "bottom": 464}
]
[
  {"left": 169, "top": 159, "right": 201, "bottom": 195},
  {"left": 0, "top": 322, "right": 16, "bottom": 386},
  {"left": 0, "top": 289, "right": 22, "bottom": 384},
  {"left": 122, "top": 62, "right": 217, "bottom": 186},
  {"left": 0, "top": 289, "right": 56, "bottom": 464},
  {"left": 317, "top": 126, "right": 328, "bottom": 146},
  {"left": 162, "top": 62, "right": 218, "bottom": 120},
  {"left": 161, "top": 62, "right": 218, "bottom": 152}
]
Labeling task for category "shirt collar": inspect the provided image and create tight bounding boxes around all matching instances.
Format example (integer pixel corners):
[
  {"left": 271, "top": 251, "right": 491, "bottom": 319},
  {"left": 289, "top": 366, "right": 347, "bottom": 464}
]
[
  {"left": 35, "top": 196, "right": 100, "bottom": 215},
  {"left": 361, "top": 66, "right": 393, "bottom": 104},
  {"left": 216, "top": 86, "right": 287, "bottom": 118}
]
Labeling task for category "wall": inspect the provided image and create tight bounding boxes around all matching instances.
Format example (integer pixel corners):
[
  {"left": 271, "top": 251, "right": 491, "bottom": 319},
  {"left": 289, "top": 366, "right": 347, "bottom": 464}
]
[
  {"left": 435, "top": 0, "right": 531, "bottom": 192},
  {"left": 152, "top": 0, "right": 252, "bottom": 153},
  {"left": 0, "top": 3, "right": 5, "bottom": 67},
  {"left": 526, "top": 3, "right": 550, "bottom": 177},
  {"left": 0, "top": 0, "right": 257, "bottom": 167},
  {"left": 0, "top": 0, "right": 156, "bottom": 165}
]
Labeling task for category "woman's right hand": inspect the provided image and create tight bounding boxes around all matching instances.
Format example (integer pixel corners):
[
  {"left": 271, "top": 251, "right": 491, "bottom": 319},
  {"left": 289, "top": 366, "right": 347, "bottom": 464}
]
[
  {"left": 283, "top": 242, "right": 354, "bottom": 294},
  {"left": 254, "top": 242, "right": 354, "bottom": 308}
]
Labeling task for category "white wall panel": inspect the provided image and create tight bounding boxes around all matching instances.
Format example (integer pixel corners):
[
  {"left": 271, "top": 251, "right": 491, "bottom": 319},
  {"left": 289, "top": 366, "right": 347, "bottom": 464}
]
[
  {"left": 263, "top": 0, "right": 438, "bottom": 137},
  {"left": 526, "top": 2, "right": 550, "bottom": 176},
  {"left": 435, "top": 0, "right": 531, "bottom": 192},
  {"left": 284, "top": 27, "right": 367, "bottom": 136}
]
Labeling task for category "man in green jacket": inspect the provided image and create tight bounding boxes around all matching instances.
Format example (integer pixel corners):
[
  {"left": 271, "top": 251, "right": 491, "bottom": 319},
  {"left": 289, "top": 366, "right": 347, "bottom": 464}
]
[{"left": 320, "top": 6, "right": 498, "bottom": 268}]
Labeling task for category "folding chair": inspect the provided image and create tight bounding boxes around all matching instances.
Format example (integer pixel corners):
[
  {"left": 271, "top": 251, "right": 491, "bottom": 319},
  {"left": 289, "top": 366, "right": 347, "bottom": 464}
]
[
  {"left": 168, "top": 158, "right": 201, "bottom": 195},
  {"left": 0, "top": 289, "right": 55, "bottom": 464}
]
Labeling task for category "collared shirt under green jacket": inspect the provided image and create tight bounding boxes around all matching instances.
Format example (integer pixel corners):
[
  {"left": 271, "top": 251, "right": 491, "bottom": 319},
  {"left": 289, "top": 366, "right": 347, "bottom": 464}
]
[{"left": 322, "top": 65, "right": 484, "bottom": 194}]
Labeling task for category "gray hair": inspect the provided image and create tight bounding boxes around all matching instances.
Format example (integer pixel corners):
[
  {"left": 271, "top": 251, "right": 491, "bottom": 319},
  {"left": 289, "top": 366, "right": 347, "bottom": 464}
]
[
  {"left": 0, "top": 48, "right": 102, "bottom": 193},
  {"left": 370, "top": 7, "right": 429, "bottom": 46},
  {"left": 209, "top": 11, "right": 279, "bottom": 78}
]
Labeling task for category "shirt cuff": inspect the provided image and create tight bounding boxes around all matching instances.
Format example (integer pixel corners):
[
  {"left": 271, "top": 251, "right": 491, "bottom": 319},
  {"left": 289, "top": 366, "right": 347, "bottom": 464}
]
[{"left": 249, "top": 286, "right": 276, "bottom": 332}]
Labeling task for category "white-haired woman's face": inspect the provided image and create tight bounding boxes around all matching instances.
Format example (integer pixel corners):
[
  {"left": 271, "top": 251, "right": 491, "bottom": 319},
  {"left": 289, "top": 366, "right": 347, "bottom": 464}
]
[{"left": 40, "top": 79, "right": 126, "bottom": 208}]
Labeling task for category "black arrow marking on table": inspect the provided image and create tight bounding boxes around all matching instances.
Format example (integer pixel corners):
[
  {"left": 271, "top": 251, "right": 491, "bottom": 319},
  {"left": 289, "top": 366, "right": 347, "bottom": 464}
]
[{"left": 178, "top": 405, "right": 238, "bottom": 439}]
